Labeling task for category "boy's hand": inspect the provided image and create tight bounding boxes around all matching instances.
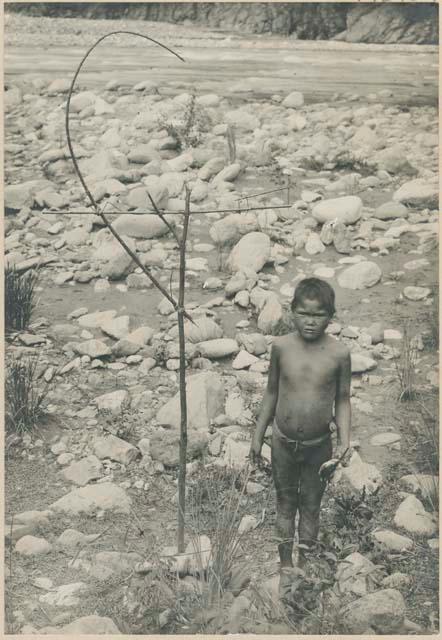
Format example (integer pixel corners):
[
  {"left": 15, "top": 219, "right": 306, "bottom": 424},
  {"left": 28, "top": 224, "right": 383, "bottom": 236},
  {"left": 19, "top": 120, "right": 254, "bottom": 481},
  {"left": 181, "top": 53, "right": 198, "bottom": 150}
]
[
  {"left": 318, "top": 459, "right": 340, "bottom": 482},
  {"left": 248, "top": 438, "right": 262, "bottom": 466}
]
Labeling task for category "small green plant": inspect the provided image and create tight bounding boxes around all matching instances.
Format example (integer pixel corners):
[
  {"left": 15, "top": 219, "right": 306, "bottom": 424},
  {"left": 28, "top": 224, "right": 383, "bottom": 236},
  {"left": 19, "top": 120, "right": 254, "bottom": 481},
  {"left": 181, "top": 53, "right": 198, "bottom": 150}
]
[
  {"left": 5, "top": 355, "right": 51, "bottom": 434},
  {"left": 159, "top": 94, "right": 212, "bottom": 151},
  {"left": 394, "top": 323, "right": 419, "bottom": 400},
  {"left": 5, "top": 266, "right": 39, "bottom": 332},
  {"left": 332, "top": 150, "right": 376, "bottom": 176}
]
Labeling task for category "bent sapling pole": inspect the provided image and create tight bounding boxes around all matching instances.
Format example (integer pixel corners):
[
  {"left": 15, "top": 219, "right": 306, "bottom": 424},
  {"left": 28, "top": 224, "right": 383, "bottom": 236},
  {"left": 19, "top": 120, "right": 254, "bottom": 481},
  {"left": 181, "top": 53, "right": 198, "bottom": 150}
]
[{"left": 64, "top": 31, "right": 191, "bottom": 551}]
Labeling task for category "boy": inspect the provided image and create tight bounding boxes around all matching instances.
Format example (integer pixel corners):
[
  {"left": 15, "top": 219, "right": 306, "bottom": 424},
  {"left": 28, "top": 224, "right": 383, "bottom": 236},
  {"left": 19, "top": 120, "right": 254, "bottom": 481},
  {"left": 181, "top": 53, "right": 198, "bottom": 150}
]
[{"left": 249, "top": 278, "right": 351, "bottom": 591}]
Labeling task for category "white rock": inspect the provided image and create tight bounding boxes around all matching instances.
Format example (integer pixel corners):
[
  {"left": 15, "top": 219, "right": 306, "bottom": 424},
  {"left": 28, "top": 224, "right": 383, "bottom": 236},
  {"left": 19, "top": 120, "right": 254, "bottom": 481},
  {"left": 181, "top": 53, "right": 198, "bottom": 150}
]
[
  {"left": 232, "top": 350, "right": 260, "bottom": 370},
  {"left": 336, "top": 552, "right": 377, "bottom": 596},
  {"left": 338, "top": 261, "right": 382, "bottom": 290},
  {"left": 198, "top": 338, "right": 239, "bottom": 359},
  {"left": 399, "top": 474, "right": 439, "bottom": 502},
  {"left": 40, "top": 615, "right": 121, "bottom": 634},
  {"left": 393, "top": 495, "right": 437, "bottom": 537},
  {"left": 305, "top": 233, "right": 325, "bottom": 255},
  {"left": 238, "top": 515, "right": 259, "bottom": 534},
  {"left": 40, "top": 582, "right": 86, "bottom": 607},
  {"left": 282, "top": 91, "right": 304, "bottom": 108},
  {"left": 341, "top": 588, "right": 406, "bottom": 634},
  {"left": 50, "top": 483, "right": 131, "bottom": 516},
  {"left": 257, "top": 294, "right": 283, "bottom": 334},
  {"left": 374, "top": 201, "right": 409, "bottom": 220},
  {"left": 100, "top": 315, "right": 131, "bottom": 340},
  {"left": 15, "top": 535, "right": 52, "bottom": 556},
  {"left": 93, "top": 435, "right": 139, "bottom": 465},
  {"left": 312, "top": 196, "right": 362, "bottom": 225},
  {"left": 209, "top": 213, "right": 258, "bottom": 247},
  {"left": 94, "top": 389, "right": 129, "bottom": 414},
  {"left": 78, "top": 309, "right": 117, "bottom": 329},
  {"left": 62, "top": 455, "right": 103, "bottom": 486},
  {"left": 393, "top": 177, "right": 438, "bottom": 208},
  {"left": 75, "top": 340, "right": 111, "bottom": 359},
  {"left": 227, "top": 232, "right": 271, "bottom": 273},
  {"left": 403, "top": 286, "right": 431, "bottom": 301},
  {"left": 335, "top": 451, "right": 382, "bottom": 494},
  {"left": 113, "top": 213, "right": 172, "bottom": 239},
  {"left": 372, "top": 530, "right": 413, "bottom": 552},
  {"left": 351, "top": 352, "right": 377, "bottom": 373},
  {"left": 156, "top": 372, "right": 224, "bottom": 430}
]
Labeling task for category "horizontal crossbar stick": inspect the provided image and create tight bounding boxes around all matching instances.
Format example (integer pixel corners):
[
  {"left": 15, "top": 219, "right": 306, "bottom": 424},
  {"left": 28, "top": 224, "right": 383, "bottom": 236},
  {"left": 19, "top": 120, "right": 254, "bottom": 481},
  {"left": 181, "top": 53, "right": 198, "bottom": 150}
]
[{"left": 41, "top": 204, "right": 292, "bottom": 216}]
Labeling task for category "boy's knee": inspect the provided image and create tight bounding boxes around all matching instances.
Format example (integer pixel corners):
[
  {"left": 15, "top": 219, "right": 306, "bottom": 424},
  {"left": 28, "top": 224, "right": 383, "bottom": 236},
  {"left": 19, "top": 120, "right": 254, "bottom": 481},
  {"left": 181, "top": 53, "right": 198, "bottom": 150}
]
[{"left": 277, "top": 496, "right": 297, "bottom": 517}]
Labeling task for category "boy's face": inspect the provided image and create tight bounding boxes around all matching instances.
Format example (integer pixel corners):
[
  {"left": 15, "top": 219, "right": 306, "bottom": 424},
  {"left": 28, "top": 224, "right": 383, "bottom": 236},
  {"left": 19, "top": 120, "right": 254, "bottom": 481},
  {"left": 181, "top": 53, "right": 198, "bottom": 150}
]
[{"left": 292, "top": 297, "right": 331, "bottom": 341}]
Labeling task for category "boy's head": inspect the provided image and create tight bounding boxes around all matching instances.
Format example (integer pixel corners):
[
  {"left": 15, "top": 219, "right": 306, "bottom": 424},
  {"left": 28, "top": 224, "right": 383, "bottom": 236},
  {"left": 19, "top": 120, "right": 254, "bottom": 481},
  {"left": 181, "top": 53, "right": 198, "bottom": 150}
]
[{"left": 291, "top": 278, "right": 336, "bottom": 340}]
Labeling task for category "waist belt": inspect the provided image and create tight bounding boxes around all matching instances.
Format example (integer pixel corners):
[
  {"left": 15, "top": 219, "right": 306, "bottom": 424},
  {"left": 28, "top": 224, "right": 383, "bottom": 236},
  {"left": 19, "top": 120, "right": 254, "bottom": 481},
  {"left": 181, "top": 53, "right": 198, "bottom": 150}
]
[{"left": 273, "top": 420, "right": 331, "bottom": 448}]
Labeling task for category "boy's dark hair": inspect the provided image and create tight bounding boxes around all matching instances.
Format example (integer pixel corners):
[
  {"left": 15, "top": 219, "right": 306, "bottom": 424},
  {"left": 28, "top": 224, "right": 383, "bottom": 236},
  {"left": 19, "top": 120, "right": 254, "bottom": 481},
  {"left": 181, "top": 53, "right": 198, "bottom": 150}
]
[{"left": 291, "top": 278, "right": 336, "bottom": 315}]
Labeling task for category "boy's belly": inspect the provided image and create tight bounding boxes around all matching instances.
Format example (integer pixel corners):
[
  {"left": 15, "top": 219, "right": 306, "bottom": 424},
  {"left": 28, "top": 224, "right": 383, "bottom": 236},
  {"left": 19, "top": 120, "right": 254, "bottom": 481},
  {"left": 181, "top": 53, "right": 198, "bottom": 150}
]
[{"left": 275, "top": 392, "right": 334, "bottom": 440}]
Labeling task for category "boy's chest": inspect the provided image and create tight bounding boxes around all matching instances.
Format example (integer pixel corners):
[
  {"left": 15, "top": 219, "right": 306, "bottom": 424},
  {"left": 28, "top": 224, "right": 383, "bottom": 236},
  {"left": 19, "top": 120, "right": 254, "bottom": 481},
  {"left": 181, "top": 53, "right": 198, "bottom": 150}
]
[{"left": 279, "top": 350, "right": 338, "bottom": 387}]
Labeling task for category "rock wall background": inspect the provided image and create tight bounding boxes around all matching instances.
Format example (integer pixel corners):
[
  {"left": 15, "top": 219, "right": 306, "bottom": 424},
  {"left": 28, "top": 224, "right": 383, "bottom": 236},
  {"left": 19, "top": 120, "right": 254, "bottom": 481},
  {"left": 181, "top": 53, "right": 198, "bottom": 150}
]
[{"left": 6, "top": 2, "right": 438, "bottom": 45}]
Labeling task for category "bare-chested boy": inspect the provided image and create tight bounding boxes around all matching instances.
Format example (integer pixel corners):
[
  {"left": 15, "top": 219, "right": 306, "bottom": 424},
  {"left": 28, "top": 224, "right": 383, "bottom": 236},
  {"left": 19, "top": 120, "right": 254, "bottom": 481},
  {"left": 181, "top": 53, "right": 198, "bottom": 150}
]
[{"left": 249, "top": 278, "right": 351, "bottom": 591}]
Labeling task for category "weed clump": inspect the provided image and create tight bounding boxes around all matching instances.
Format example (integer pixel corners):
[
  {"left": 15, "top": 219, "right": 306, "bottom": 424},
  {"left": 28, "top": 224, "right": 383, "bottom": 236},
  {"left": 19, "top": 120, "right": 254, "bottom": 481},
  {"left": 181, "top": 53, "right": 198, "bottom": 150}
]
[
  {"left": 159, "top": 94, "right": 212, "bottom": 151},
  {"left": 5, "top": 266, "right": 39, "bottom": 332},
  {"left": 5, "top": 355, "right": 51, "bottom": 434}
]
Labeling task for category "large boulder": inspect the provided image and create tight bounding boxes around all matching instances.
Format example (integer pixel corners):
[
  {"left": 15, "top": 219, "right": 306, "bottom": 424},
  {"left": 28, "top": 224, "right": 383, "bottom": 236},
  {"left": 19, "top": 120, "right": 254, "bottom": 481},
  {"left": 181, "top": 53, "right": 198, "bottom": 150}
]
[
  {"left": 312, "top": 196, "right": 362, "bottom": 225},
  {"left": 341, "top": 589, "right": 406, "bottom": 634},
  {"left": 227, "top": 232, "right": 271, "bottom": 273},
  {"left": 393, "top": 177, "right": 438, "bottom": 208},
  {"left": 50, "top": 483, "right": 131, "bottom": 516},
  {"left": 338, "top": 261, "right": 382, "bottom": 289},
  {"left": 209, "top": 213, "right": 258, "bottom": 247},
  {"left": 150, "top": 429, "right": 208, "bottom": 467},
  {"left": 112, "top": 213, "right": 174, "bottom": 239},
  {"left": 156, "top": 371, "right": 225, "bottom": 430}
]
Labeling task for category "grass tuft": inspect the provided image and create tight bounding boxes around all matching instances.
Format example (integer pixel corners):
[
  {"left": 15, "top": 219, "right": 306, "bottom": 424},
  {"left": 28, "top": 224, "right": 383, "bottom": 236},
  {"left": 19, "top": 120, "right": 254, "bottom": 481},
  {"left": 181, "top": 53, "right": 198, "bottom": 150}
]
[
  {"left": 5, "top": 355, "right": 51, "bottom": 434},
  {"left": 5, "top": 266, "right": 39, "bottom": 332}
]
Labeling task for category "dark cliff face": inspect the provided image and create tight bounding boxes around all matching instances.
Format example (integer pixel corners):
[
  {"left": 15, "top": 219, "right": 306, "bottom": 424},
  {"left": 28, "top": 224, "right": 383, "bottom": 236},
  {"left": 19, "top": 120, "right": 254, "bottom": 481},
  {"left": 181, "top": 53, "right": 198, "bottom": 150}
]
[{"left": 6, "top": 2, "right": 439, "bottom": 45}]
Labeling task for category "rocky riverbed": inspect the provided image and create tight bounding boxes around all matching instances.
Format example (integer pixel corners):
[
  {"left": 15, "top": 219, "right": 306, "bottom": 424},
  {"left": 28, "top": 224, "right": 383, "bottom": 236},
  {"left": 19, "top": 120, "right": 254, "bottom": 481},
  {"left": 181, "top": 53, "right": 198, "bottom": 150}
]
[{"left": 4, "top": 16, "right": 439, "bottom": 635}]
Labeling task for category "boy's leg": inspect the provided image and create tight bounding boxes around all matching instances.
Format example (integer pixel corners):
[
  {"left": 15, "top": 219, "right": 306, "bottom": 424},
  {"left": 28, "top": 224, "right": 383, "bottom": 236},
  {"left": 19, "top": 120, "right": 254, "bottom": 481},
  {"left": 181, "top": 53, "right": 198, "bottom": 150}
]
[
  {"left": 271, "top": 432, "right": 300, "bottom": 568},
  {"left": 298, "top": 437, "right": 332, "bottom": 564}
]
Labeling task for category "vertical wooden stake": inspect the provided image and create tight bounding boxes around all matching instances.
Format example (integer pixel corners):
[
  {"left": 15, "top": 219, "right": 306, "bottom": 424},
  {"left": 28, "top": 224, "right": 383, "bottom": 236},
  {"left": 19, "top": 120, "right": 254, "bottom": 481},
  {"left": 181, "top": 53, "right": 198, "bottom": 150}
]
[{"left": 177, "top": 187, "right": 191, "bottom": 553}]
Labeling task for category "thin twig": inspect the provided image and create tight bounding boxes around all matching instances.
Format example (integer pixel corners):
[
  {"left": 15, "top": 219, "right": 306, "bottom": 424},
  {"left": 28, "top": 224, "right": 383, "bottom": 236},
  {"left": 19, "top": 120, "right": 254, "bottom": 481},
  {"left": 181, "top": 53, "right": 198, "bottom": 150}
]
[{"left": 146, "top": 190, "right": 179, "bottom": 243}]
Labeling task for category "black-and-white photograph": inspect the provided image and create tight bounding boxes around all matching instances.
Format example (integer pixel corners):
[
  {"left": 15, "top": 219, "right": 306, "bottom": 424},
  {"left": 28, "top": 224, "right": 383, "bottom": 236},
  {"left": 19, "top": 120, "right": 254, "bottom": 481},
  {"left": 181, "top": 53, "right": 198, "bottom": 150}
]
[{"left": 4, "top": 1, "right": 439, "bottom": 635}]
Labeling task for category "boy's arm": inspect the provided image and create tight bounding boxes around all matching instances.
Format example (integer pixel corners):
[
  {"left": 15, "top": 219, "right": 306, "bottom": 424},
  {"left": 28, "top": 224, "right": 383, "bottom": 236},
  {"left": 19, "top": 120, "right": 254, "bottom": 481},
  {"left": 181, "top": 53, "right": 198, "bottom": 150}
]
[
  {"left": 335, "top": 350, "right": 352, "bottom": 458},
  {"left": 250, "top": 342, "right": 280, "bottom": 461}
]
